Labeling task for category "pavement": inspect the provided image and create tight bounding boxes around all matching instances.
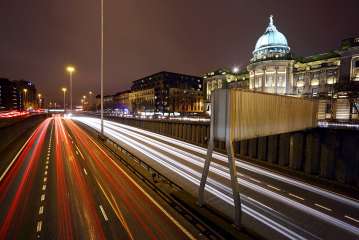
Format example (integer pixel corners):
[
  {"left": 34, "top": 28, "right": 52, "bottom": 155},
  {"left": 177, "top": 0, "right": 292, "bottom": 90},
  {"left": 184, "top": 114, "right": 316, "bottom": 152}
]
[
  {"left": 72, "top": 116, "right": 359, "bottom": 240},
  {"left": 0, "top": 116, "right": 198, "bottom": 239}
]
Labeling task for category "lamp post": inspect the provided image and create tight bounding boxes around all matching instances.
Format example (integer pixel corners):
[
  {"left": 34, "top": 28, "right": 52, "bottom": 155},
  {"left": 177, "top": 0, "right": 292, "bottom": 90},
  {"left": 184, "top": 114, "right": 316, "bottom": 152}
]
[
  {"left": 37, "top": 93, "right": 42, "bottom": 108},
  {"left": 89, "top": 91, "right": 93, "bottom": 111},
  {"left": 100, "top": 0, "right": 104, "bottom": 135},
  {"left": 62, "top": 88, "right": 67, "bottom": 112},
  {"left": 82, "top": 95, "right": 87, "bottom": 111},
  {"left": 23, "top": 88, "right": 28, "bottom": 110},
  {"left": 66, "top": 66, "right": 75, "bottom": 111}
]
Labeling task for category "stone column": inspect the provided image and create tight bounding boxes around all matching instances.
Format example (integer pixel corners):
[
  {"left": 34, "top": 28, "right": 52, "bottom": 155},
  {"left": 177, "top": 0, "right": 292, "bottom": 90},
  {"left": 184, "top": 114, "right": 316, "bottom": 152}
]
[
  {"left": 274, "top": 66, "right": 278, "bottom": 94},
  {"left": 263, "top": 67, "right": 266, "bottom": 92},
  {"left": 252, "top": 69, "right": 256, "bottom": 90},
  {"left": 286, "top": 63, "right": 293, "bottom": 94}
]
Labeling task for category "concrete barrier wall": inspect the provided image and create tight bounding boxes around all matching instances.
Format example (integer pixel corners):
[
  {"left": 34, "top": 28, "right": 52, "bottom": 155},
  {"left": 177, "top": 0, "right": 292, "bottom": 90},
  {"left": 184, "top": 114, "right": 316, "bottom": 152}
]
[{"left": 104, "top": 115, "right": 359, "bottom": 187}]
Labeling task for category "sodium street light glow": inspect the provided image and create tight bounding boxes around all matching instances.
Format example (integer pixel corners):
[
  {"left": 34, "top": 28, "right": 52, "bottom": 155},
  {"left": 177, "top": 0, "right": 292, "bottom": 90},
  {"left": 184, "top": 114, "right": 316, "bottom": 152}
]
[{"left": 66, "top": 65, "right": 76, "bottom": 111}]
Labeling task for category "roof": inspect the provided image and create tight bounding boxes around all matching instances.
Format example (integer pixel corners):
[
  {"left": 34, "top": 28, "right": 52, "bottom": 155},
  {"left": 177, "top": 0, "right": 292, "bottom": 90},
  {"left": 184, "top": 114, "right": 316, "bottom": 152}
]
[{"left": 295, "top": 51, "right": 340, "bottom": 63}]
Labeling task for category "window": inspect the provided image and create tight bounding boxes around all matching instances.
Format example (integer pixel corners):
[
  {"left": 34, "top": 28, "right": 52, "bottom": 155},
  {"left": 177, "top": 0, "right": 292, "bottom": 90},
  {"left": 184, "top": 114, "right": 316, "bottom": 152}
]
[
  {"left": 265, "top": 76, "right": 273, "bottom": 87},
  {"left": 312, "top": 88, "right": 318, "bottom": 96}
]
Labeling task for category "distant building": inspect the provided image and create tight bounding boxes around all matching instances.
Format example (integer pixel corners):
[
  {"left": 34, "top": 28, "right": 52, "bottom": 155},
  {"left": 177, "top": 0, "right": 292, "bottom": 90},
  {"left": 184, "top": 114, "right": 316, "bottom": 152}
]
[
  {"left": 203, "top": 68, "right": 249, "bottom": 112},
  {"left": 114, "top": 90, "right": 132, "bottom": 114},
  {"left": 204, "top": 15, "right": 359, "bottom": 121},
  {"left": 96, "top": 94, "right": 114, "bottom": 112},
  {"left": 0, "top": 78, "right": 20, "bottom": 110},
  {"left": 13, "top": 80, "right": 37, "bottom": 110},
  {"left": 130, "top": 71, "right": 204, "bottom": 116}
]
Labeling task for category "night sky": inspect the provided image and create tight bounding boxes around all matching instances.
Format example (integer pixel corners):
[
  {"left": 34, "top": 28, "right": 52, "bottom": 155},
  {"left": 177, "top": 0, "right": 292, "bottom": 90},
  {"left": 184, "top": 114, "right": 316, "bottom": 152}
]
[{"left": 0, "top": 0, "right": 358, "bottom": 104}]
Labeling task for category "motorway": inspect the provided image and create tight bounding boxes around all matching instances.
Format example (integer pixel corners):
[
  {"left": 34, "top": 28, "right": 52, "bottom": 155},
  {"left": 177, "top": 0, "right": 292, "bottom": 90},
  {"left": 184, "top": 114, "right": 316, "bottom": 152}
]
[
  {"left": 73, "top": 116, "right": 359, "bottom": 240},
  {"left": 0, "top": 116, "right": 196, "bottom": 239}
]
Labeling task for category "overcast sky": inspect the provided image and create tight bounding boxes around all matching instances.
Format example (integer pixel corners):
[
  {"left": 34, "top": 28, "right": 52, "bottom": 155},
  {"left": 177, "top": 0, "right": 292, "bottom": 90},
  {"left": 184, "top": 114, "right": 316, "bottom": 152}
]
[{"left": 0, "top": 0, "right": 358, "bottom": 103}]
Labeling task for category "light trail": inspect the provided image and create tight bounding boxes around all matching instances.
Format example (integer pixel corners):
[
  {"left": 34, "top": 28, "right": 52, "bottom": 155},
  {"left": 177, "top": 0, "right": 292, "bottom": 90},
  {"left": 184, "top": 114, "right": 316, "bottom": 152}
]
[
  {"left": 96, "top": 117, "right": 359, "bottom": 209},
  {"left": 72, "top": 116, "right": 359, "bottom": 239},
  {"left": 65, "top": 119, "right": 195, "bottom": 240},
  {"left": 73, "top": 117, "right": 321, "bottom": 239},
  {"left": 54, "top": 116, "right": 106, "bottom": 240},
  {"left": 0, "top": 118, "right": 51, "bottom": 238}
]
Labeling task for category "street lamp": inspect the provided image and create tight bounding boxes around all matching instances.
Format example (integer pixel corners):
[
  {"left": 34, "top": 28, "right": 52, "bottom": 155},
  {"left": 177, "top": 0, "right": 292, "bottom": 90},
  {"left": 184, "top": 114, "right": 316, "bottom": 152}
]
[
  {"left": 100, "top": 0, "right": 104, "bottom": 135},
  {"left": 62, "top": 88, "right": 67, "bottom": 112},
  {"left": 66, "top": 65, "right": 75, "bottom": 111},
  {"left": 37, "top": 93, "right": 42, "bottom": 108},
  {"left": 233, "top": 67, "right": 239, "bottom": 73},
  {"left": 23, "top": 88, "right": 28, "bottom": 110}
]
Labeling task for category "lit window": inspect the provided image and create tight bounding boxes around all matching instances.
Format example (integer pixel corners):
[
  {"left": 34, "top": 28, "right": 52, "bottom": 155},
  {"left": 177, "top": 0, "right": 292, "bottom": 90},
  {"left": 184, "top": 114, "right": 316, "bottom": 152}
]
[
  {"left": 296, "top": 81, "right": 305, "bottom": 87},
  {"left": 327, "top": 77, "right": 336, "bottom": 85},
  {"left": 311, "top": 79, "right": 319, "bottom": 86}
]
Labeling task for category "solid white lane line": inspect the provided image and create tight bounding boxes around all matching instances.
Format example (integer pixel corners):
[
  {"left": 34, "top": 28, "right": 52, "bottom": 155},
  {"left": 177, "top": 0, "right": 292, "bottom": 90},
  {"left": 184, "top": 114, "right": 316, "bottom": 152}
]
[
  {"left": 39, "top": 206, "right": 44, "bottom": 215},
  {"left": 266, "top": 184, "right": 281, "bottom": 191},
  {"left": 314, "top": 203, "right": 332, "bottom": 212},
  {"left": 289, "top": 193, "right": 305, "bottom": 201},
  {"left": 36, "top": 221, "right": 42, "bottom": 232},
  {"left": 99, "top": 205, "right": 109, "bottom": 221},
  {"left": 0, "top": 127, "right": 37, "bottom": 183},
  {"left": 42, "top": 185, "right": 46, "bottom": 191},
  {"left": 41, "top": 194, "right": 45, "bottom": 201},
  {"left": 83, "top": 168, "right": 88, "bottom": 175},
  {"left": 345, "top": 215, "right": 359, "bottom": 223}
]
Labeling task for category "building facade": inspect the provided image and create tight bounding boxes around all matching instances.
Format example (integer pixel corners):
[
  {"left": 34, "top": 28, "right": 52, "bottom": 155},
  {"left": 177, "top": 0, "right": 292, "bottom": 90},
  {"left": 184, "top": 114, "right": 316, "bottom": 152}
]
[
  {"left": 204, "top": 15, "right": 359, "bottom": 121},
  {"left": 203, "top": 68, "right": 249, "bottom": 112},
  {"left": 13, "top": 80, "right": 37, "bottom": 110},
  {"left": 96, "top": 94, "right": 115, "bottom": 112},
  {"left": 0, "top": 78, "right": 20, "bottom": 110},
  {"left": 130, "top": 71, "right": 203, "bottom": 116},
  {"left": 113, "top": 90, "right": 132, "bottom": 114}
]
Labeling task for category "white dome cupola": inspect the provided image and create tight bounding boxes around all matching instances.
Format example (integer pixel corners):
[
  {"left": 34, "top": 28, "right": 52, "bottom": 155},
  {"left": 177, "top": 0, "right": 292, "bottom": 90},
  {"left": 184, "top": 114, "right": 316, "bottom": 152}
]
[{"left": 252, "top": 15, "right": 290, "bottom": 62}]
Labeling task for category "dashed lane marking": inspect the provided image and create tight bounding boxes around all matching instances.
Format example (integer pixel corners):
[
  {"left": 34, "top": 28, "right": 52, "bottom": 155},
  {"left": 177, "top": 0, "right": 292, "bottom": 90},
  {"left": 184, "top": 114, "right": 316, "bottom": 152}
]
[
  {"left": 42, "top": 185, "right": 46, "bottom": 191},
  {"left": 39, "top": 206, "right": 44, "bottom": 215},
  {"left": 344, "top": 215, "right": 359, "bottom": 223},
  {"left": 289, "top": 193, "right": 305, "bottom": 201},
  {"left": 36, "top": 221, "right": 42, "bottom": 232},
  {"left": 266, "top": 184, "right": 281, "bottom": 191},
  {"left": 41, "top": 194, "right": 45, "bottom": 202},
  {"left": 99, "top": 205, "right": 109, "bottom": 221},
  {"left": 314, "top": 203, "right": 332, "bottom": 211},
  {"left": 83, "top": 168, "right": 88, "bottom": 175},
  {"left": 249, "top": 177, "right": 261, "bottom": 184}
]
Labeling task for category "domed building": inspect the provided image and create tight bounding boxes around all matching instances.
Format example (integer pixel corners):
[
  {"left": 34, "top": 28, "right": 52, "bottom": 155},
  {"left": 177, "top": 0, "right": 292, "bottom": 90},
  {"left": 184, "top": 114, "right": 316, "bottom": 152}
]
[
  {"left": 203, "top": 15, "right": 359, "bottom": 121},
  {"left": 247, "top": 15, "right": 295, "bottom": 95}
]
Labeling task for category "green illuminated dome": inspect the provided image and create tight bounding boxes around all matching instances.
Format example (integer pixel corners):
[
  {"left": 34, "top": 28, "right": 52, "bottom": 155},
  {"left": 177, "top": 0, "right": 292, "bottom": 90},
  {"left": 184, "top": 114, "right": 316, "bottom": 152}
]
[{"left": 252, "top": 15, "right": 290, "bottom": 62}]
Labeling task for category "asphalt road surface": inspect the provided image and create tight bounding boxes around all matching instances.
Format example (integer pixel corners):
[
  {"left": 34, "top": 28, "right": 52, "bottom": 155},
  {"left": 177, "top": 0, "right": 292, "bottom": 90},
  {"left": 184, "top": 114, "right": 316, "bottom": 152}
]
[
  {"left": 73, "top": 116, "right": 359, "bottom": 240},
  {"left": 0, "top": 116, "right": 196, "bottom": 239}
]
